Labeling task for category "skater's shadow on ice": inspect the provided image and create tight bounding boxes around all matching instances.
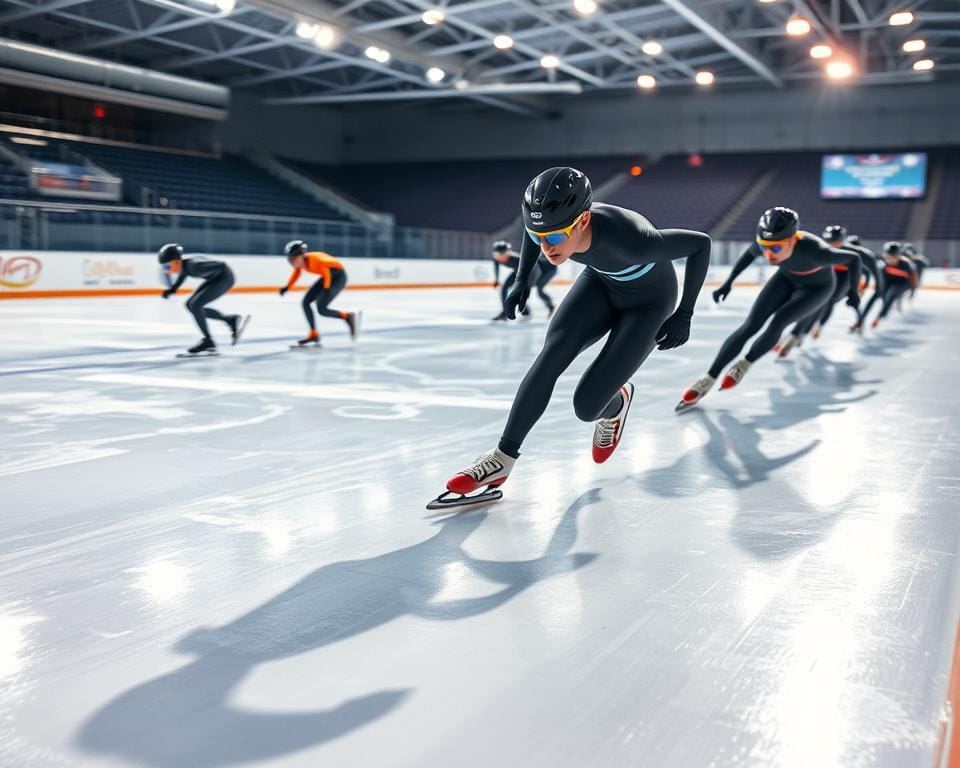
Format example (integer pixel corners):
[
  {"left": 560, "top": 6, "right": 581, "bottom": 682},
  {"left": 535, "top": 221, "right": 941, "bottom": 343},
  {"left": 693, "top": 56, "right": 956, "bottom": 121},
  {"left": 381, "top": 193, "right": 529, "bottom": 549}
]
[
  {"left": 858, "top": 329, "right": 921, "bottom": 358},
  {"left": 75, "top": 499, "right": 597, "bottom": 767},
  {"left": 638, "top": 410, "right": 819, "bottom": 499}
]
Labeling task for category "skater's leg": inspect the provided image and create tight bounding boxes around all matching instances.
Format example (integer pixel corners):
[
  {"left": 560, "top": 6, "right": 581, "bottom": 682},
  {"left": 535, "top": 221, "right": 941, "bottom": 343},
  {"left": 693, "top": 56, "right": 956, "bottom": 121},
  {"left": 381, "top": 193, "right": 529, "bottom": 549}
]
[
  {"left": 314, "top": 270, "right": 348, "bottom": 319},
  {"left": 745, "top": 279, "right": 834, "bottom": 362},
  {"left": 858, "top": 288, "right": 883, "bottom": 325},
  {"left": 301, "top": 280, "right": 324, "bottom": 331},
  {"left": 707, "top": 274, "right": 792, "bottom": 378},
  {"left": 499, "top": 271, "right": 615, "bottom": 455},
  {"left": 185, "top": 274, "right": 232, "bottom": 338},
  {"left": 877, "top": 284, "right": 909, "bottom": 320},
  {"left": 500, "top": 271, "right": 516, "bottom": 313},
  {"left": 535, "top": 263, "right": 557, "bottom": 311},
  {"left": 572, "top": 281, "right": 677, "bottom": 422}
]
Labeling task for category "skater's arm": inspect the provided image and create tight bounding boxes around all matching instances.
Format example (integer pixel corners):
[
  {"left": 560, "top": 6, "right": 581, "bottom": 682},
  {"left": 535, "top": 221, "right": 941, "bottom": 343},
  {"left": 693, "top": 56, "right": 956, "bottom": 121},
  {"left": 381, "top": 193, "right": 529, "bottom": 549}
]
[
  {"left": 660, "top": 229, "right": 711, "bottom": 314},
  {"left": 492, "top": 259, "right": 500, "bottom": 287},
  {"left": 515, "top": 236, "right": 540, "bottom": 285},
  {"left": 284, "top": 267, "right": 302, "bottom": 290},
  {"left": 725, "top": 246, "right": 758, "bottom": 286},
  {"left": 168, "top": 271, "right": 188, "bottom": 293},
  {"left": 819, "top": 245, "right": 862, "bottom": 294}
]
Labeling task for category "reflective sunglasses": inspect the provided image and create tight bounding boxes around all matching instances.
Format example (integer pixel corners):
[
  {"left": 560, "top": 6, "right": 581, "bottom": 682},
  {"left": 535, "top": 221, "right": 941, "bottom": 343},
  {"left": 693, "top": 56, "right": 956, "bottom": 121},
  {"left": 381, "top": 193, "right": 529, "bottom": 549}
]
[
  {"left": 526, "top": 211, "right": 586, "bottom": 247},
  {"left": 756, "top": 237, "right": 790, "bottom": 254}
]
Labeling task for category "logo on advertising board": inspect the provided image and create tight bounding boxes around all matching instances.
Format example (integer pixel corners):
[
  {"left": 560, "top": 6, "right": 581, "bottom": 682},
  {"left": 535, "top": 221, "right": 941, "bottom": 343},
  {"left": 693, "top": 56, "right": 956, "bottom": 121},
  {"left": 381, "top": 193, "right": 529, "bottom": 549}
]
[
  {"left": 82, "top": 259, "right": 136, "bottom": 287},
  {"left": 374, "top": 267, "right": 401, "bottom": 281},
  {"left": 0, "top": 255, "right": 42, "bottom": 288}
]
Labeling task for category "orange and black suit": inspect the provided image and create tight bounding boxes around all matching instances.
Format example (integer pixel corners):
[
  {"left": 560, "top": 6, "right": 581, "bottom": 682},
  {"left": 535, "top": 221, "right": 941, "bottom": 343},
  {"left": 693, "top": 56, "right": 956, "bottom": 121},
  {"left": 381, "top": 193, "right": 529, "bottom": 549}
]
[{"left": 285, "top": 252, "right": 349, "bottom": 331}]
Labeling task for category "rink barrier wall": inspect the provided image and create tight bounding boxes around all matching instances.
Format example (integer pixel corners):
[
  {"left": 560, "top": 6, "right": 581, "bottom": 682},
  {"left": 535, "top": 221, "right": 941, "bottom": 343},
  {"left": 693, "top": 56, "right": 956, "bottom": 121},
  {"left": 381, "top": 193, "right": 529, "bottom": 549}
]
[
  {"left": 2, "top": 251, "right": 960, "bottom": 298},
  {"left": 935, "top": 616, "right": 960, "bottom": 768}
]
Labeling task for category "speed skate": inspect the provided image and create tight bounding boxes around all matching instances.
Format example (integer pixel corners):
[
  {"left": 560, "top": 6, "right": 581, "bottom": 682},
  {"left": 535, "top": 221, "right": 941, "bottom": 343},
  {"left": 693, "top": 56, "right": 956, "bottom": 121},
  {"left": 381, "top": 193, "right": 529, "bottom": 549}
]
[
  {"left": 426, "top": 448, "right": 515, "bottom": 510},
  {"left": 425, "top": 485, "right": 504, "bottom": 511}
]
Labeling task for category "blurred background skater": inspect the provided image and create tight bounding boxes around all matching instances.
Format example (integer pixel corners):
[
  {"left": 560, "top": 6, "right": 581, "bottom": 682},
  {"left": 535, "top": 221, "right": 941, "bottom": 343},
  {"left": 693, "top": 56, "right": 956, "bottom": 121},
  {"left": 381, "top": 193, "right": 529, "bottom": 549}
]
[
  {"left": 280, "top": 240, "right": 359, "bottom": 348},
  {"left": 159, "top": 243, "right": 249, "bottom": 357}
]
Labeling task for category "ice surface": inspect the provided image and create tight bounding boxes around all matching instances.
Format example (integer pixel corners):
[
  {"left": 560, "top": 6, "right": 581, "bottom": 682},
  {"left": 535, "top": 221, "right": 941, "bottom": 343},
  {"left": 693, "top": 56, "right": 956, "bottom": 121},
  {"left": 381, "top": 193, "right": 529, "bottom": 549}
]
[{"left": 1, "top": 285, "right": 958, "bottom": 767}]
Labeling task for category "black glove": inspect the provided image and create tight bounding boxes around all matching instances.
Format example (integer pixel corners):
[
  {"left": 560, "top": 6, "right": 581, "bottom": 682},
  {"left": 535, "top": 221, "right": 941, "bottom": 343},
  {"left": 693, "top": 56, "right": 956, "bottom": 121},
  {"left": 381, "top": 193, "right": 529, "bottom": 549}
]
[
  {"left": 279, "top": 286, "right": 288, "bottom": 297},
  {"left": 503, "top": 278, "right": 530, "bottom": 320},
  {"left": 846, "top": 291, "right": 860, "bottom": 309},
  {"left": 162, "top": 288, "right": 174, "bottom": 299},
  {"left": 655, "top": 308, "right": 692, "bottom": 350},
  {"left": 712, "top": 283, "right": 731, "bottom": 303}
]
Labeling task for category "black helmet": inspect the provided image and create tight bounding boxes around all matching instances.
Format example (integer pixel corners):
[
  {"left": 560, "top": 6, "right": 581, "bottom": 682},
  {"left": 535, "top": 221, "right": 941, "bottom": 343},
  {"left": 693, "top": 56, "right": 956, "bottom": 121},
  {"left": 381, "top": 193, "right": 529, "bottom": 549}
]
[
  {"left": 285, "top": 240, "right": 308, "bottom": 259},
  {"left": 157, "top": 243, "right": 183, "bottom": 264},
  {"left": 757, "top": 207, "right": 798, "bottom": 242},
  {"left": 822, "top": 225, "right": 847, "bottom": 242},
  {"left": 492, "top": 240, "right": 511, "bottom": 253},
  {"left": 522, "top": 167, "right": 592, "bottom": 232},
  {"left": 845, "top": 234, "right": 862, "bottom": 246},
  {"left": 883, "top": 241, "right": 902, "bottom": 256}
]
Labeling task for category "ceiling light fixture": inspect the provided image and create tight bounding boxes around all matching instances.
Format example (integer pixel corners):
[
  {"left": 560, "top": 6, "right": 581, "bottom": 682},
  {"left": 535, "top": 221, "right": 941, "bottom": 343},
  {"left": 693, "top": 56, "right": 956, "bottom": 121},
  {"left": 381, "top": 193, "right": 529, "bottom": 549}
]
[
  {"left": 421, "top": 9, "right": 445, "bottom": 25},
  {"left": 810, "top": 44, "right": 832, "bottom": 59},
  {"left": 636, "top": 74, "right": 656, "bottom": 89},
  {"left": 540, "top": 54, "right": 560, "bottom": 69},
  {"left": 426, "top": 67, "right": 445, "bottom": 83},
  {"left": 825, "top": 60, "right": 853, "bottom": 79},
  {"left": 785, "top": 16, "right": 812, "bottom": 36},
  {"left": 902, "top": 39, "right": 926, "bottom": 53},
  {"left": 573, "top": 0, "right": 597, "bottom": 15},
  {"left": 313, "top": 25, "right": 337, "bottom": 48},
  {"left": 694, "top": 70, "right": 714, "bottom": 86},
  {"left": 888, "top": 11, "right": 914, "bottom": 26},
  {"left": 493, "top": 34, "right": 514, "bottom": 50},
  {"left": 641, "top": 41, "right": 663, "bottom": 56},
  {"left": 912, "top": 58, "right": 934, "bottom": 71}
]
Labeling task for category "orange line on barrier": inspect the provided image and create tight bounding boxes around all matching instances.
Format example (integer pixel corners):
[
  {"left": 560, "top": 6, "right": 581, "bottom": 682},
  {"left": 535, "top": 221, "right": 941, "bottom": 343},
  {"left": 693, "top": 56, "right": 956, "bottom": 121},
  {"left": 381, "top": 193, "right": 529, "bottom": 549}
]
[
  {"left": 935, "top": 615, "right": 960, "bottom": 768},
  {"left": 4, "top": 279, "right": 960, "bottom": 299}
]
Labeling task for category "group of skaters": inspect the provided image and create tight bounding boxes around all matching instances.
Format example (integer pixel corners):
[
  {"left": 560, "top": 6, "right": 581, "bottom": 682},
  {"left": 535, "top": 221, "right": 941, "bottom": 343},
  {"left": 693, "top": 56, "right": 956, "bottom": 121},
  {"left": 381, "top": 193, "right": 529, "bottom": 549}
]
[
  {"left": 148, "top": 165, "right": 926, "bottom": 510},
  {"left": 158, "top": 239, "right": 359, "bottom": 356},
  {"left": 430, "top": 166, "right": 928, "bottom": 510}
]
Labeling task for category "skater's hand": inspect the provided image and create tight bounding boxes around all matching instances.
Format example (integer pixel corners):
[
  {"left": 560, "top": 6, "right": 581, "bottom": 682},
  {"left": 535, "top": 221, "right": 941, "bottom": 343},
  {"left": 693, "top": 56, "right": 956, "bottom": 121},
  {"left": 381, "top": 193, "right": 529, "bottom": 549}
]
[
  {"left": 503, "top": 279, "right": 530, "bottom": 320},
  {"left": 279, "top": 286, "right": 288, "bottom": 297},
  {"left": 712, "top": 283, "right": 731, "bottom": 303},
  {"left": 846, "top": 291, "right": 860, "bottom": 309},
  {"left": 656, "top": 309, "right": 692, "bottom": 350},
  {"left": 493, "top": 281, "right": 500, "bottom": 289},
  {"left": 162, "top": 288, "right": 175, "bottom": 299}
]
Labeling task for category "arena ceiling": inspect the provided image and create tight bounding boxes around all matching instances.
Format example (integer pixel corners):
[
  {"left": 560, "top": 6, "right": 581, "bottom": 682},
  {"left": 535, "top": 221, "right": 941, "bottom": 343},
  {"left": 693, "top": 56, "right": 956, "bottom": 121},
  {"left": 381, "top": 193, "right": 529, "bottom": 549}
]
[{"left": 0, "top": 0, "right": 957, "bottom": 114}]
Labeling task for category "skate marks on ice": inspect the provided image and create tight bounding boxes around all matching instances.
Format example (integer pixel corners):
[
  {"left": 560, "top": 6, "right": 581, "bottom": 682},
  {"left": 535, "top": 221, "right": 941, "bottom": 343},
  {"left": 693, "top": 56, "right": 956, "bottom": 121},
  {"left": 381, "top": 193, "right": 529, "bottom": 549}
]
[{"left": 75, "top": 496, "right": 599, "bottom": 767}]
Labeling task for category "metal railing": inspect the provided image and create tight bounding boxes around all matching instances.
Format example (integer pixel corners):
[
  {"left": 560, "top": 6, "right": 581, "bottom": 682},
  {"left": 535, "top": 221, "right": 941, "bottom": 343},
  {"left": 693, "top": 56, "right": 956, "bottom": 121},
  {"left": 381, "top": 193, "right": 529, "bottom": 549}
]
[{"left": 0, "top": 199, "right": 491, "bottom": 260}]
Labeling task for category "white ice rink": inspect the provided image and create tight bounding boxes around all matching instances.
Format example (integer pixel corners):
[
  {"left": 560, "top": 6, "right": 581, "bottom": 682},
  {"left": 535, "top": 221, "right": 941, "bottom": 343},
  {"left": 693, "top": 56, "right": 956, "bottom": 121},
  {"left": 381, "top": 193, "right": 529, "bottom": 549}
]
[{"left": 1, "top": 284, "right": 959, "bottom": 768}]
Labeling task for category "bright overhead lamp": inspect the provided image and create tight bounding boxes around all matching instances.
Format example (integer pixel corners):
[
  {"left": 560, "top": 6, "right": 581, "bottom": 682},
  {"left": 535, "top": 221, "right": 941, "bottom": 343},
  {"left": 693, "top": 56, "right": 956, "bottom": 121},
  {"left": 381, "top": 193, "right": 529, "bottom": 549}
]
[
  {"left": 641, "top": 41, "right": 663, "bottom": 56},
  {"left": 454, "top": 79, "right": 470, "bottom": 90},
  {"left": 421, "top": 9, "right": 445, "bottom": 25},
  {"left": 825, "top": 60, "right": 853, "bottom": 79},
  {"left": 493, "top": 34, "right": 514, "bottom": 50},
  {"left": 889, "top": 11, "right": 914, "bottom": 26},
  {"left": 810, "top": 44, "right": 832, "bottom": 59},
  {"left": 313, "top": 25, "right": 337, "bottom": 48},
  {"left": 757, "top": 0, "right": 778, "bottom": 3},
  {"left": 426, "top": 67, "right": 445, "bottom": 83},
  {"left": 902, "top": 39, "right": 926, "bottom": 53},
  {"left": 694, "top": 70, "right": 714, "bottom": 86},
  {"left": 213, "top": 0, "right": 234, "bottom": 12},
  {"left": 364, "top": 46, "right": 391, "bottom": 63},
  {"left": 296, "top": 21, "right": 318, "bottom": 38},
  {"left": 573, "top": 0, "right": 597, "bottom": 15},
  {"left": 913, "top": 58, "right": 934, "bottom": 71},
  {"left": 785, "top": 16, "right": 811, "bottom": 36},
  {"left": 540, "top": 54, "right": 560, "bottom": 69},
  {"left": 636, "top": 74, "right": 656, "bottom": 89}
]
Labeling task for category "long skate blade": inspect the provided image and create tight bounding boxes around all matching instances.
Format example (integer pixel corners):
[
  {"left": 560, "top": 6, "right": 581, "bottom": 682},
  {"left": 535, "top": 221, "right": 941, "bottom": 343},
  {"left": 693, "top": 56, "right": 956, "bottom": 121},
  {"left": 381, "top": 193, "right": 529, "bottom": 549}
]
[
  {"left": 233, "top": 315, "right": 251, "bottom": 345},
  {"left": 675, "top": 399, "right": 699, "bottom": 413},
  {"left": 176, "top": 351, "right": 220, "bottom": 358},
  {"left": 289, "top": 343, "right": 321, "bottom": 350},
  {"left": 425, "top": 488, "right": 503, "bottom": 511}
]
